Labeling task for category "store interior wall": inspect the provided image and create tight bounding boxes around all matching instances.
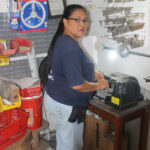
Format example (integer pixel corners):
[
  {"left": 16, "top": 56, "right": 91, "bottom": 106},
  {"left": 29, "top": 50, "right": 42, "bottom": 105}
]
[
  {"left": 66, "top": 1, "right": 150, "bottom": 150},
  {"left": 0, "top": 0, "right": 150, "bottom": 150},
  {"left": 0, "top": 11, "right": 59, "bottom": 135},
  {"left": 0, "top": 12, "right": 59, "bottom": 79}
]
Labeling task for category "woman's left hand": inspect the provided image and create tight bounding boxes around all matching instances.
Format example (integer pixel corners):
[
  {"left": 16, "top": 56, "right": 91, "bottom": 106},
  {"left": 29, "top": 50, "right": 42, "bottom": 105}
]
[{"left": 94, "top": 71, "right": 104, "bottom": 81}]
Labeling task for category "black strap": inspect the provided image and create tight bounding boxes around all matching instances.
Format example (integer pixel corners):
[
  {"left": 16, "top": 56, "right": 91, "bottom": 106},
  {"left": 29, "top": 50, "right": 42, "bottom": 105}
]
[{"left": 68, "top": 106, "right": 86, "bottom": 124}]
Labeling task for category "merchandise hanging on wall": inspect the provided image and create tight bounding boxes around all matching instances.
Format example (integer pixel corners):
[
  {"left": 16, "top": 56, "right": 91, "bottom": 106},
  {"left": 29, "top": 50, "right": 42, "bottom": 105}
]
[
  {"left": 20, "top": 0, "right": 48, "bottom": 33},
  {"left": 102, "top": 6, "right": 145, "bottom": 49},
  {"left": 47, "top": 0, "right": 66, "bottom": 18},
  {"left": 96, "top": 0, "right": 149, "bottom": 50},
  {"left": 0, "top": 57, "right": 10, "bottom": 66},
  {"left": 9, "top": 0, "right": 20, "bottom": 31},
  {"left": 8, "top": 0, "right": 48, "bottom": 32}
]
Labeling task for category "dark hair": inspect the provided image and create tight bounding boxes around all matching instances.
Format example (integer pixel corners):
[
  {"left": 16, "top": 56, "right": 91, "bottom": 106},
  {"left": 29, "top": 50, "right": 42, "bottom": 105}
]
[{"left": 39, "top": 4, "right": 87, "bottom": 85}]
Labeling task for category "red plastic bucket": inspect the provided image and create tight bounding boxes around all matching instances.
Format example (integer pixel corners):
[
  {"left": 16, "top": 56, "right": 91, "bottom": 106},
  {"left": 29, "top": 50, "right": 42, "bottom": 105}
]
[{"left": 21, "top": 94, "right": 42, "bottom": 130}]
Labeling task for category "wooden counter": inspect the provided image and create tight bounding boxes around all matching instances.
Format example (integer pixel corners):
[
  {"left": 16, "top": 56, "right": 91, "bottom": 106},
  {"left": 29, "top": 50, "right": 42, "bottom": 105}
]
[{"left": 87, "top": 99, "right": 150, "bottom": 150}]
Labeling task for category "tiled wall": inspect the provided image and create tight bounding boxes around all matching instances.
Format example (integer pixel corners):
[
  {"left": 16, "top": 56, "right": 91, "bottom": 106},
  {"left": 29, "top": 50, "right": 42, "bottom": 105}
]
[{"left": 0, "top": 12, "right": 59, "bottom": 79}]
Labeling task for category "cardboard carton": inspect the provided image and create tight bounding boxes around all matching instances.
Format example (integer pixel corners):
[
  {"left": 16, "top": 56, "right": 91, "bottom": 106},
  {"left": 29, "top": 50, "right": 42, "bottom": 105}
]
[
  {"left": 0, "top": 77, "right": 20, "bottom": 103},
  {"left": 83, "top": 115, "right": 113, "bottom": 150}
]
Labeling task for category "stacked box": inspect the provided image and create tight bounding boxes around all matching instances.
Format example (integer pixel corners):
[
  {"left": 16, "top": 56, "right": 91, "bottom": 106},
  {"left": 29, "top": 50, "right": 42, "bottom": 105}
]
[{"left": 83, "top": 115, "right": 128, "bottom": 150}]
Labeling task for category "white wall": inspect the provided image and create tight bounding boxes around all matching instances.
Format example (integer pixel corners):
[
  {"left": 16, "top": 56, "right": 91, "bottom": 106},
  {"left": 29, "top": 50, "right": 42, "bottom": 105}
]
[
  {"left": 66, "top": 1, "right": 150, "bottom": 150},
  {"left": 98, "top": 45, "right": 150, "bottom": 97},
  {"left": 66, "top": 0, "right": 150, "bottom": 99}
]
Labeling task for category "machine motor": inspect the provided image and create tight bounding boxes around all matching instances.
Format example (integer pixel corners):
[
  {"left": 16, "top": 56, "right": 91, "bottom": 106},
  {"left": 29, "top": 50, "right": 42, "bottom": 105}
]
[{"left": 96, "top": 72, "right": 143, "bottom": 110}]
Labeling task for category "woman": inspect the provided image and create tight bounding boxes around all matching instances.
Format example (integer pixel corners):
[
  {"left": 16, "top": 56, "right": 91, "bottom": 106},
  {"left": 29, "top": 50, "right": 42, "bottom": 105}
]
[{"left": 43, "top": 4, "right": 109, "bottom": 150}]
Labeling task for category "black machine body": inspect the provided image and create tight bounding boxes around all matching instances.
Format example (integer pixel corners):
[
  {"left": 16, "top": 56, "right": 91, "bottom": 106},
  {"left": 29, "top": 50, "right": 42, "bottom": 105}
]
[{"left": 96, "top": 72, "right": 143, "bottom": 110}]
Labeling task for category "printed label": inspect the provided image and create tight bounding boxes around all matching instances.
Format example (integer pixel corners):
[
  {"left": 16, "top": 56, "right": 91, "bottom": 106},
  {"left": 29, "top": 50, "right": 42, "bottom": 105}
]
[{"left": 111, "top": 96, "right": 120, "bottom": 105}]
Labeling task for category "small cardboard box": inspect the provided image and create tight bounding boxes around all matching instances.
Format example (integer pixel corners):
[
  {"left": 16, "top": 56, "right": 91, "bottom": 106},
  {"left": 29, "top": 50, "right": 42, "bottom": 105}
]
[
  {"left": 12, "top": 77, "right": 42, "bottom": 97},
  {"left": 0, "top": 76, "right": 20, "bottom": 103},
  {"left": 7, "top": 84, "right": 20, "bottom": 102}
]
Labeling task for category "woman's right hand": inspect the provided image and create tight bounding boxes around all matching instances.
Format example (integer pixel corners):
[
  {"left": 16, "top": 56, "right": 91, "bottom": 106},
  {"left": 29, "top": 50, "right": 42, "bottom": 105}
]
[
  {"left": 72, "top": 79, "right": 109, "bottom": 92},
  {"left": 96, "top": 79, "right": 109, "bottom": 90}
]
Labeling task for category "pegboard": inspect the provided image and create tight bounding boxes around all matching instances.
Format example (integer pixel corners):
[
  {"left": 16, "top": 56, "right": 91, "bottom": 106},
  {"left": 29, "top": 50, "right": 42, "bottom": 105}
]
[
  {"left": 0, "top": 60, "right": 31, "bottom": 79},
  {"left": 0, "top": 11, "right": 60, "bottom": 79}
]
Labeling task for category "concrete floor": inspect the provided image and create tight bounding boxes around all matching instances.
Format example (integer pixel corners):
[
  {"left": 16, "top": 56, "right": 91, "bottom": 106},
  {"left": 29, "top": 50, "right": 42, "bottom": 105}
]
[
  {"left": 4, "top": 131, "right": 56, "bottom": 150},
  {"left": 36, "top": 139, "right": 54, "bottom": 150},
  {"left": 43, "top": 132, "right": 56, "bottom": 150},
  {"left": 46, "top": 147, "right": 54, "bottom": 150}
]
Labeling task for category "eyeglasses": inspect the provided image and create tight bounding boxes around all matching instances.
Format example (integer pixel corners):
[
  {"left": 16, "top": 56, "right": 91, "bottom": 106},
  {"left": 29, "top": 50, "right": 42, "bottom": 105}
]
[{"left": 68, "top": 18, "right": 89, "bottom": 24}]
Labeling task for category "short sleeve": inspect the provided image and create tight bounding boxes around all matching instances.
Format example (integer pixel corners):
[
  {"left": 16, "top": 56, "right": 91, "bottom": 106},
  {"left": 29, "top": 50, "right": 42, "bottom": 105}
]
[{"left": 61, "top": 46, "right": 85, "bottom": 87}]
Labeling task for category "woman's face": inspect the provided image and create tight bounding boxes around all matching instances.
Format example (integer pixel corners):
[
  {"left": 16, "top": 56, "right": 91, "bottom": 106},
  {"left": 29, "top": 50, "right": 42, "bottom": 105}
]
[{"left": 63, "top": 9, "right": 88, "bottom": 41}]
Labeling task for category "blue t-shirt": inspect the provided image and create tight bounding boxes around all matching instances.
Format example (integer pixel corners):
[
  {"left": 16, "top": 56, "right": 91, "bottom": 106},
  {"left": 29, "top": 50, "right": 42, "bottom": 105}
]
[{"left": 46, "top": 35, "right": 95, "bottom": 107}]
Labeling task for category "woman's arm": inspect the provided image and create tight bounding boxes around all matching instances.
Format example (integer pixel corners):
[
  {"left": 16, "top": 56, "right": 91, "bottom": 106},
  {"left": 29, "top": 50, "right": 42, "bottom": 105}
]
[{"left": 72, "top": 79, "right": 109, "bottom": 92}]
